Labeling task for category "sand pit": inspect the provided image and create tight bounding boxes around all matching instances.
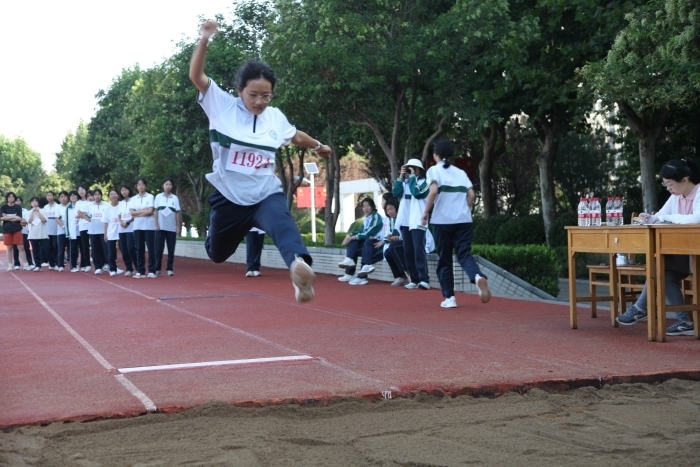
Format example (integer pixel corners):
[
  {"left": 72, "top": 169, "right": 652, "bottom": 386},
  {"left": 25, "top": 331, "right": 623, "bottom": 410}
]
[{"left": 1, "top": 379, "right": 699, "bottom": 466}]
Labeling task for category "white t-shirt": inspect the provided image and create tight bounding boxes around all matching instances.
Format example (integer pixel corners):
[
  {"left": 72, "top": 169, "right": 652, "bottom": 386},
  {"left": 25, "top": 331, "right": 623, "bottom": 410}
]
[
  {"left": 198, "top": 79, "right": 297, "bottom": 206},
  {"left": 75, "top": 200, "right": 92, "bottom": 232},
  {"left": 154, "top": 193, "right": 181, "bottom": 233},
  {"left": 21, "top": 208, "right": 29, "bottom": 234},
  {"left": 426, "top": 161, "right": 474, "bottom": 225},
  {"left": 88, "top": 201, "right": 108, "bottom": 235},
  {"left": 65, "top": 204, "right": 79, "bottom": 240},
  {"left": 102, "top": 204, "right": 121, "bottom": 241},
  {"left": 43, "top": 202, "right": 59, "bottom": 236},
  {"left": 25, "top": 208, "right": 48, "bottom": 240},
  {"left": 129, "top": 193, "right": 156, "bottom": 231},
  {"left": 55, "top": 204, "right": 68, "bottom": 236},
  {"left": 117, "top": 199, "right": 134, "bottom": 234}
]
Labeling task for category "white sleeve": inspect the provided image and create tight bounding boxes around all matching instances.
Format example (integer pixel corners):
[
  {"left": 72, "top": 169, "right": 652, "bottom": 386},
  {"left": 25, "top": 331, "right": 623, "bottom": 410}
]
[
  {"left": 276, "top": 109, "right": 298, "bottom": 146},
  {"left": 197, "top": 79, "right": 236, "bottom": 122},
  {"left": 174, "top": 196, "right": 181, "bottom": 211},
  {"left": 658, "top": 195, "right": 700, "bottom": 224}
]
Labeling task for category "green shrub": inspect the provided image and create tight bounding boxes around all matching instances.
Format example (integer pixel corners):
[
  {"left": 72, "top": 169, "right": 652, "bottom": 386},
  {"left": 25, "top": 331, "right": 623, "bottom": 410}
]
[
  {"left": 547, "top": 211, "right": 578, "bottom": 247},
  {"left": 493, "top": 214, "right": 546, "bottom": 245},
  {"left": 473, "top": 244, "right": 561, "bottom": 297},
  {"left": 473, "top": 215, "right": 509, "bottom": 245}
]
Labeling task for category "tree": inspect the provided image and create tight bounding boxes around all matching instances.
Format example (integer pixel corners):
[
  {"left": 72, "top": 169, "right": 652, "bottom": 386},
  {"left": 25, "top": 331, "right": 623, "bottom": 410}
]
[
  {"left": 0, "top": 135, "right": 45, "bottom": 198},
  {"left": 580, "top": 0, "right": 700, "bottom": 212},
  {"left": 54, "top": 121, "right": 89, "bottom": 187}
]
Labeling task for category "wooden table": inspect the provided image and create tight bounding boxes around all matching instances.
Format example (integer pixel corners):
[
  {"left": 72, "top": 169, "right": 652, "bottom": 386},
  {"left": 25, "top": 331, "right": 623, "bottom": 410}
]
[
  {"left": 653, "top": 224, "right": 700, "bottom": 342},
  {"left": 566, "top": 225, "right": 657, "bottom": 341}
]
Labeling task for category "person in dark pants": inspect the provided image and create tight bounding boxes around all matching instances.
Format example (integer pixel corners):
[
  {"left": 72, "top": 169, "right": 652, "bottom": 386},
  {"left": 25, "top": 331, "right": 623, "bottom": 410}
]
[
  {"left": 337, "top": 198, "right": 383, "bottom": 282},
  {"left": 26, "top": 197, "right": 48, "bottom": 271},
  {"left": 65, "top": 191, "right": 81, "bottom": 272},
  {"left": 13, "top": 197, "right": 34, "bottom": 269},
  {"left": 190, "top": 20, "right": 331, "bottom": 302},
  {"left": 102, "top": 188, "right": 123, "bottom": 276},
  {"left": 54, "top": 191, "right": 69, "bottom": 271},
  {"left": 130, "top": 178, "right": 156, "bottom": 278},
  {"left": 154, "top": 178, "right": 182, "bottom": 277},
  {"left": 88, "top": 188, "right": 108, "bottom": 274},
  {"left": 3, "top": 192, "right": 29, "bottom": 271},
  {"left": 245, "top": 228, "right": 265, "bottom": 277},
  {"left": 421, "top": 140, "right": 491, "bottom": 308},
  {"left": 43, "top": 191, "right": 60, "bottom": 269},
  {"left": 75, "top": 185, "right": 92, "bottom": 272},
  {"left": 117, "top": 185, "right": 137, "bottom": 276}
]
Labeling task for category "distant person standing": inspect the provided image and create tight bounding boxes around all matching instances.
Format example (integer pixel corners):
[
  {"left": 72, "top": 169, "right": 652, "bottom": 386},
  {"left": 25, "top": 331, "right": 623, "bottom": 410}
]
[
  {"left": 102, "top": 189, "right": 123, "bottom": 276},
  {"left": 13, "top": 196, "right": 35, "bottom": 270},
  {"left": 117, "top": 185, "right": 137, "bottom": 276},
  {"left": 2, "top": 192, "right": 29, "bottom": 271},
  {"left": 65, "top": 191, "right": 81, "bottom": 272},
  {"left": 189, "top": 20, "right": 331, "bottom": 302},
  {"left": 88, "top": 188, "right": 108, "bottom": 274},
  {"left": 421, "top": 140, "right": 491, "bottom": 308},
  {"left": 129, "top": 178, "right": 156, "bottom": 279},
  {"left": 55, "top": 191, "right": 69, "bottom": 271},
  {"left": 154, "top": 178, "right": 181, "bottom": 277},
  {"left": 75, "top": 186, "right": 92, "bottom": 272},
  {"left": 26, "top": 197, "right": 48, "bottom": 272},
  {"left": 43, "top": 191, "right": 60, "bottom": 270}
]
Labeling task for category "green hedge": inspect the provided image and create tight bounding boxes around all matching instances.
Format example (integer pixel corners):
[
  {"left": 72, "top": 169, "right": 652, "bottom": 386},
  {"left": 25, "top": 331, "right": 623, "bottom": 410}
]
[
  {"left": 474, "top": 214, "right": 546, "bottom": 246},
  {"left": 473, "top": 244, "right": 561, "bottom": 297}
]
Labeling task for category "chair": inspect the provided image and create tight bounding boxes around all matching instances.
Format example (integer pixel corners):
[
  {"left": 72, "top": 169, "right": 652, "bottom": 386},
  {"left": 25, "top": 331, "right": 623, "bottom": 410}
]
[
  {"left": 618, "top": 264, "right": 646, "bottom": 313},
  {"left": 587, "top": 264, "right": 615, "bottom": 320}
]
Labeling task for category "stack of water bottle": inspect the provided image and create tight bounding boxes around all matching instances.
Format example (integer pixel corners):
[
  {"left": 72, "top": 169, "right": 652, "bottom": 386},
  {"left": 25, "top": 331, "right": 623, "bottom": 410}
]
[{"left": 577, "top": 196, "right": 624, "bottom": 227}]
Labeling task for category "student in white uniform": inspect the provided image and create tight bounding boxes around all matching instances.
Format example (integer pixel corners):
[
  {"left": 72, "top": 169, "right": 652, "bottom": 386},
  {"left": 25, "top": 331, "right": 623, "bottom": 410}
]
[
  {"left": 117, "top": 184, "right": 137, "bottom": 276},
  {"left": 65, "top": 191, "right": 81, "bottom": 272},
  {"left": 75, "top": 185, "right": 92, "bottom": 272},
  {"left": 245, "top": 227, "right": 265, "bottom": 277},
  {"left": 43, "top": 191, "right": 60, "bottom": 269},
  {"left": 421, "top": 140, "right": 491, "bottom": 308},
  {"left": 129, "top": 178, "right": 156, "bottom": 278},
  {"left": 88, "top": 188, "right": 108, "bottom": 274},
  {"left": 25, "top": 197, "right": 48, "bottom": 272},
  {"left": 189, "top": 21, "right": 332, "bottom": 302},
  {"left": 154, "top": 178, "right": 181, "bottom": 277},
  {"left": 55, "top": 191, "right": 69, "bottom": 271},
  {"left": 102, "top": 188, "right": 124, "bottom": 276}
]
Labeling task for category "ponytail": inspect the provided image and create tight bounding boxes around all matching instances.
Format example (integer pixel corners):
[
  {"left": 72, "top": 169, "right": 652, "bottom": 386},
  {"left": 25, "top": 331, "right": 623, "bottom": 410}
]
[
  {"left": 660, "top": 157, "right": 700, "bottom": 185},
  {"left": 433, "top": 140, "right": 454, "bottom": 169}
]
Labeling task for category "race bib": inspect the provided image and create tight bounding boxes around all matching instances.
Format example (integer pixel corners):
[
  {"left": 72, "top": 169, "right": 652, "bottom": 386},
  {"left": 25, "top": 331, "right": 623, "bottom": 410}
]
[
  {"left": 120, "top": 212, "right": 132, "bottom": 221},
  {"left": 111, "top": 216, "right": 119, "bottom": 224},
  {"left": 161, "top": 207, "right": 172, "bottom": 217},
  {"left": 224, "top": 144, "right": 276, "bottom": 176},
  {"left": 92, "top": 212, "right": 103, "bottom": 220}
]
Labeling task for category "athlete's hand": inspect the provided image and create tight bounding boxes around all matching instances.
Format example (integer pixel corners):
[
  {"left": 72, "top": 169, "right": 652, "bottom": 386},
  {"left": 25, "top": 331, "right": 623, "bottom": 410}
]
[
  {"left": 200, "top": 21, "right": 218, "bottom": 40},
  {"left": 315, "top": 144, "right": 332, "bottom": 158}
]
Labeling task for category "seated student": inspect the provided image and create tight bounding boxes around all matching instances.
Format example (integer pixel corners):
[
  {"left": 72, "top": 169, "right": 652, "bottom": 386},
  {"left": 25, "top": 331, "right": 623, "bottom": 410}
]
[
  {"left": 245, "top": 227, "right": 265, "bottom": 277},
  {"left": 349, "top": 197, "right": 404, "bottom": 286},
  {"left": 337, "top": 197, "right": 383, "bottom": 281},
  {"left": 617, "top": 158, "right": 700, "bottom": 336}
]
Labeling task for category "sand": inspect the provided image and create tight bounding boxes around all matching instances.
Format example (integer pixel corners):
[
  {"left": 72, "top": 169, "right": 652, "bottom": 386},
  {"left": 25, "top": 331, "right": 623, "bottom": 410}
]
[{"left": 1, "top": 379, "right": 699, "bottom": 467}]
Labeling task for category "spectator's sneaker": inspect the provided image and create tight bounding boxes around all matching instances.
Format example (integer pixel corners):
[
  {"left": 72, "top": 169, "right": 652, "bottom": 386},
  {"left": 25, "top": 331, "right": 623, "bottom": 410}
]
[
  {"left": 109, "top": 271, "right": 116, "bottom": 277},
  {"left": 94, "top": 269, "right": 102, "bottom": 275},
  {"left": 418, "top": 281, "right": 430, "bottom": 290},
  {"left": 6, "top": 266, "right": 12, "bottom": 272},
  {"left": 616, "top": 305, "right": 647, "bottom": 326},
  {"left": 14, "top": 265, "right": 20, "bottom": 270},
  {"left": 245, "top": 271, "right": 254, "bottom": 277},
  {"left": 156, "top": 271, "right": 162, "bottom": 277},
  {"left": 404, "top": 282, "right": 419, "bottom": 289},
  {"left": 167, "top": 270, "right": 174, "bottom": 276},
  {"left": 147, "top": 273, "right": 157, "bottom": 279},
  {"left": 440, "top": 296, "right": 457, "bottom": 308},
  {"left": 338, "top": 257, "right": 355, "bottom": 268},
  {"left": 338, "top": 274, "right": 354, "bottom": 282},
  {"left": 666, "top": 320, "right": 695, "bottom": 336},
  {"left": 475, "top": 274, "right": 491, "bottom": 303},
  {"left": 102, "top": 265, "right": 109, "bottom": 271},
  {"left": 349, "top": 277, "right": 368, "bottom": 285},
  {"left": 391, "top": 277, "right": 409, "bottom": 287},
  {"left": 124, "top": 271, "right": 133, "bottom": 277},
  {"left": 252, "top": 271, "right": 260, "bottom": 277},
  {"left": 133, "top": 273, "right": 143, "bottom": 279},
  {"left": 116, "top": 268, "right": 124, "bottom": 275},
  {"left": 23, "top": 265, "right": 33, "bottom": 271},
  {"left": 57, "top": 267, "right": 64, "bottom": 272},
  {"left": 41, "top": 262, "right": 49, "bottom": 267},
  {"left": 71, "top": 268, "right": 79, "bottom": 273},
  {"left": 290, "top": 256, "right": 315, "bottom": 303},
  {"left": 33, "top": 267, "right": 41, "bottom": 272},
  {"left": 84, "top": 266, "right": 91, "bottom": 273}
]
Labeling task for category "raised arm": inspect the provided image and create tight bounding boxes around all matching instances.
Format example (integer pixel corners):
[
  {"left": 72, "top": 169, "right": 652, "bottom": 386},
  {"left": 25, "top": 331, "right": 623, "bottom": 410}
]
[
  {"left": 189, "top": 21, "right": 218, "bottom": 93},
  {"left": 291, "top": 130, "right": 332, "bottom": 157}
]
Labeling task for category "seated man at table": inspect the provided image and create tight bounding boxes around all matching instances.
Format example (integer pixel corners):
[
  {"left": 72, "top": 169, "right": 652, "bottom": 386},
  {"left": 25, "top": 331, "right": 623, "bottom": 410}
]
[{"left": 616, "top": 158, "right": 699, "bottom": 336}]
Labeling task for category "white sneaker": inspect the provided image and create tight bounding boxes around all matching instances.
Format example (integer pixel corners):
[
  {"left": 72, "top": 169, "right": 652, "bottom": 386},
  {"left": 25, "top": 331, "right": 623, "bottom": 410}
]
[
  {"left": 167, "top": 270, "right": 174, "bottom": 276},
  {"left": 102, "top": 265, "right": 109, "bottom": 271},
  {"left": 147, "top": 273, "right": 157, "bottom": 278},
  {"left": 252, "top": 271, "right": 260, "bottom": 277},
  {"left": 33, "top": 266, "right": 41, "bottom": 272},
  {"left": 124, "top": 271, "right": 133, "bottom": 277},
  {"left": 84, "top": 266, "right": 91, "bottom": 273},
  {"left": 338, "top": 274, "right": 354, "bottom": 282},
  {"left": 133, "top": 273, "right": 142, "bottom": 279},
  {"left": 391, "top": 277, "right": 409, "bottom": 287},
  {"left": 58, "top": 267, "right": 64, "bottom": 272},
  {"left": 357, "top": 264, "right": 375, "bottom": 278},
  {"left": 71, "top": 268, "right": 79, "bottom": 273},
  {"left": 338, "top": 257, "right": 355, "bottom": 268},
  {"left": 290, "top": 256, "right": 315, "bottom": 303},
  {"left": 109, "top": 271, "right": 116, "bottom": 276},
  {"left": 94, "top": 269, "right": 102, "bottom": 275},
  {"left": 404, "top": 282, "right": 419, "bottom": 289},
  {"left": 13, "top": 265, "right": 19, "bottom": 270},
  {"left": 116, "top": 268, "right": 123, "bottom": 275},
  {"left": 475, "top": 274, "right": 491, "bottom": 303},
  {"left": 245, "top": 271, "right": 254, "bottom": 277},
  {"left": 23, "top": 265, "right": 32, "bottom": 271},
  {"left": 418, "top": 281, "right": 430, "bottom": 290},
  {"left": 440, "top": 296, "right": 457, "bottom": 308},
  {"left": 41, "top": 262, "right": 49, "bottom": 267},
  {"left": 349, "top": 277, "right": 368, "bottom": 285},
  {"left": 6, "top": 266, "right": 12, "bottom": 272},
  {"left": 156, "top": 271, "right": 162, "bottom": 277}
]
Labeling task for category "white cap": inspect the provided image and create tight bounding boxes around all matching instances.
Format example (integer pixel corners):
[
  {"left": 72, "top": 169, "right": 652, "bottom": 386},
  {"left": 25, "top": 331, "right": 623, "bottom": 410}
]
[{"left": 404, "top": 158, "right": 424, "bottom": 170}]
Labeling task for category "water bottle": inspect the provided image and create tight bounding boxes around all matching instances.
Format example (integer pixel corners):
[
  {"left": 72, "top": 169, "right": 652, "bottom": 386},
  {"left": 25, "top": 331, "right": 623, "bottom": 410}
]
[
  {"left": 605, "top": 197, "right": 613, "bottom": 225},
  {"left": 591, "top": 197, "right": 602, "bottom": 226},
  {"left": 577, "top": 197, "right": 590, "bottom": 226},
  {"left": 614, "top": 196, "right": 623, "bottom": 225}
]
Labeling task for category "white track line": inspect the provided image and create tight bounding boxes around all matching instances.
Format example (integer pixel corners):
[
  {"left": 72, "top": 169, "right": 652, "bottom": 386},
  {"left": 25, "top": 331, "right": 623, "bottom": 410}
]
[
  {"left": 119, "top": 355, "right": 313, "bottom": 373},
  {"left": 12, "top": 274, "right": 157, "bottom": 412}
]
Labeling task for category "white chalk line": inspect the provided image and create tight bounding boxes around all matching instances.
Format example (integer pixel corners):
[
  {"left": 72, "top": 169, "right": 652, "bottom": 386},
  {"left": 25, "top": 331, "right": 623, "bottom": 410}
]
[
  {"left": 12, "top": 274, "right": 157, "bottom": 412},
  {"left": 119, "top": 355, "right": 313, "bottom": 373}
]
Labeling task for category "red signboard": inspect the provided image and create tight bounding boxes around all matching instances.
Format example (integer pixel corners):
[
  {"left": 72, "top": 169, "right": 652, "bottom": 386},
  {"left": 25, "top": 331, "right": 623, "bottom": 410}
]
[{"left": 296, "top": 187, "right": 327, "bottom": 208}]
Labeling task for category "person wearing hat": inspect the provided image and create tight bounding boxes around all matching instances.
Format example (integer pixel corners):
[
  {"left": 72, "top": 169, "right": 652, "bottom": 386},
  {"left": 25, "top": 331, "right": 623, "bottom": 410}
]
[{"left": 392, "top": 158, "right": 431, "bottom": 290}]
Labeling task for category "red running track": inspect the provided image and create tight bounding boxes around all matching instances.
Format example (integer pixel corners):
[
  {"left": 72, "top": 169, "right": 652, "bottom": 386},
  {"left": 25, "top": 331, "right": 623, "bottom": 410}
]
[{"left": 1, "top": 247, "right": 699, "bottom": 427}]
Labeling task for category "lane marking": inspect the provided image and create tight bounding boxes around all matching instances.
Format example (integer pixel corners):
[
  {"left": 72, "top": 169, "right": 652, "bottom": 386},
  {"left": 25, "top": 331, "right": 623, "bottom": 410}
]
[
  {"left": 119, "top": 355, "right": 313, "bottom": 373},
  {"left": 11, "top": 274, "right": 157, "bottom": 412}
]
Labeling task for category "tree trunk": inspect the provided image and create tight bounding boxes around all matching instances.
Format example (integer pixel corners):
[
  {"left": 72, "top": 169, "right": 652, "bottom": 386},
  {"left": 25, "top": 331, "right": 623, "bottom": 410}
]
[
  {"left": 276, "top": 146, "right": 305, "bottom": 208},
  {"left": 324, "top": 127, "right": 341, "bottom": 245},
  {"left": 478, "top": 121, "right": 506, "bottom": 218},
  {"left": 616, "top": 101, "right": 670, "bottom": 213},
  {"left": 421, "top": 116, "right": 448, "bottom": 165},
  {"left": 533, "top": 116, "right": 559, "bottom": 246},
  {"left": 186, "top": 171, "right": 208, "bottom": 237}
]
